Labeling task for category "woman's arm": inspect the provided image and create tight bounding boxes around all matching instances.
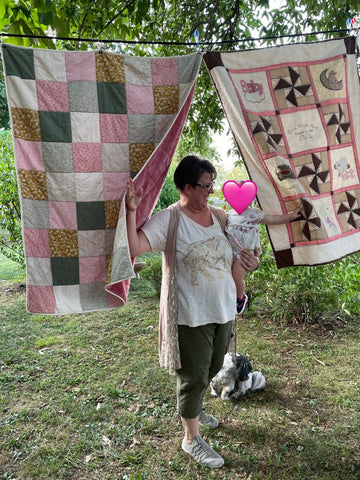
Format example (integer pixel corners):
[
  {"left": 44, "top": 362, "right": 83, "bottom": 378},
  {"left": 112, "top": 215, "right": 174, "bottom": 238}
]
[{"left": 126, "top": 178, "right": 151, "bottom": 257}]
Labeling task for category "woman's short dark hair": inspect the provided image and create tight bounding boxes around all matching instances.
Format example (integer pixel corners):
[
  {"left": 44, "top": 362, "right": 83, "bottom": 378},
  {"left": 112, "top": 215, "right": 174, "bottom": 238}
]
[{"left": 173, "top": 155, "right": 217, "bottom": 191}]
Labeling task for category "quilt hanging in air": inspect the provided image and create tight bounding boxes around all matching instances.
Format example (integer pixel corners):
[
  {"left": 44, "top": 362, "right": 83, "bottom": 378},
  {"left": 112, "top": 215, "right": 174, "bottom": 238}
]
[
  {"left": 204, "top": 37, "right": 360, "bottom": 268},
  {"left": 2, "top": 44, "right": 201, "bottom": 313}
]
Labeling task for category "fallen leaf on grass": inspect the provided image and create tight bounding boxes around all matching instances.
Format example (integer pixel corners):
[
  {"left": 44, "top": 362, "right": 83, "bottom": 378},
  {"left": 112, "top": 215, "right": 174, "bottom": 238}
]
[
  {"left": 314, "top": 357, "right": 326, "bottom": 366},
  {"left": 128, "top": 403, "right": 141, "bottom": 413},
  {"left": 130, "top": 437, "right": 140, "bottom": 447},
  {"left": 102, "top": 435, "right": 112, "bottom": 447},
  {"left": 38, "top": 347, "right": 53, "bottom": 355}
]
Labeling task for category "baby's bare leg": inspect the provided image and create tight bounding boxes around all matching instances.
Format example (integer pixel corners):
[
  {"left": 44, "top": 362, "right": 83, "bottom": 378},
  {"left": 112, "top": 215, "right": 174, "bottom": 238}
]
[{"left": 232, "top": 258, "right": 247, "bottom": 299}]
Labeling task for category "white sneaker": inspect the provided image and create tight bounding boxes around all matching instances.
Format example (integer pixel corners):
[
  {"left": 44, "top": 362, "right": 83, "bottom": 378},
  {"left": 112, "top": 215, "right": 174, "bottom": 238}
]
[
  {"left": 182, "top": 435, "right": 224, "bottom": 468},
  {"left": 199, "top": 409, "right": 219, "bottom": 428}
]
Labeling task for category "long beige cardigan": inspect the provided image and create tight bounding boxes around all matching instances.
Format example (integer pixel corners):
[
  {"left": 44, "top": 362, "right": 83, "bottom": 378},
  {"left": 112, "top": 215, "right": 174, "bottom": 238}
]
[{"left": 158, "top": 201, "right": 228, "bottom": 374}]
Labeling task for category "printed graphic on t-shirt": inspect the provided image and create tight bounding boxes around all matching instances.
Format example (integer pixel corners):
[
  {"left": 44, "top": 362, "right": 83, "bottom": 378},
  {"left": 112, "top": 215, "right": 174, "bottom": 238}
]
[{"left": 182, "top": 235, "right": 231, "bottom": 286}]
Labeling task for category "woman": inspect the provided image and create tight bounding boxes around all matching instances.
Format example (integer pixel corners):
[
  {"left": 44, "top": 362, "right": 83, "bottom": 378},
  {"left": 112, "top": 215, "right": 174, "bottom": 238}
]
[{"left": 126, "top": 155, "right": 259, "bottom": 468}]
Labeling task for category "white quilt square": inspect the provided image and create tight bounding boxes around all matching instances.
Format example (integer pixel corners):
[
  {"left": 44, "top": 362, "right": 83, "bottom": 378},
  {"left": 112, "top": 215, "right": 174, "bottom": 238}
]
[
  {"left": 26, "top": 257, "right": 53, "bottom": 286},
  {"left": 71, "top": 112, "right": 100, "bottom": 143},
  {"left": 101, "top": 143, "right": 129, "bottom": 172},
  {"left": 54, "top": 285, "right": 81, "bottom": 314},
  {"left": 75, "top": 173, "right": 104, "bottom": 201},
  {"left": 280, "top": 109, "right": 327, "bottom": 155},
  {"left": 7, "top": 77, "right": 38, "bottom": 110},
  {"left": 34, "top": 49, "right": 66, "bottom": 81}
]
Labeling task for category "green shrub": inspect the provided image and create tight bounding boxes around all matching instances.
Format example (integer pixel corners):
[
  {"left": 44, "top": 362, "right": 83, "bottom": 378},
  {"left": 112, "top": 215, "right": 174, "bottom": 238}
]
[
  {"left": 138, "top": 252, "right": 162, "bottom": 296},
  {"left": 245, "top": 223, "right": 360, "bottom": 323},
  {"left": 0, "top": 130, "right": 24, "bottom": 267},
  {"left": 154, "top": 166, "right": 179, "bottom": 213}
]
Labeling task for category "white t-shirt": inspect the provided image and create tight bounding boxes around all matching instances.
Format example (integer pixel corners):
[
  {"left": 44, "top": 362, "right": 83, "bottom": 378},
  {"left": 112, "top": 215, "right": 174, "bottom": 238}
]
[{"left": 141, "top": 208, "right": 236, "bottom": 327}]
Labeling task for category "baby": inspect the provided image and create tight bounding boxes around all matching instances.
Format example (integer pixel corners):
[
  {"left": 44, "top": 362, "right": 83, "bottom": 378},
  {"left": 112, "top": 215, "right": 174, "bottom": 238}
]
[{"left": 225, "top": 181, "right": 301, "bottom": 314}]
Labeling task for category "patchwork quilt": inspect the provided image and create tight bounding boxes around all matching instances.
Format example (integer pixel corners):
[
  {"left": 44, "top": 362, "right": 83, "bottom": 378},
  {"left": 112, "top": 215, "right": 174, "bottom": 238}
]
[
  {"left": 204, "top": 37, "right": 360, "bottom": 268},
  {"left": 2, "top": 44, "right": 201, "bottom": 313}
]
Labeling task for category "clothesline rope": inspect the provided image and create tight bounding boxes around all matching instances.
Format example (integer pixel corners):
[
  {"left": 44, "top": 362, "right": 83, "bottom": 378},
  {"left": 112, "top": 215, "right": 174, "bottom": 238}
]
[{"left": 0, "top": 28, "right": 353, "bottom": 48}]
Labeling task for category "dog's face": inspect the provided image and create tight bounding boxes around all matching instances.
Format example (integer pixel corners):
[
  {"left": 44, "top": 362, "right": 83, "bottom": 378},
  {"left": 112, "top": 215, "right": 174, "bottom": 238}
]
[
  {"left": 210, "top": 353, "right": 236, "bottom": 398},
  {"left": 217, "top": 353, "right": 237, "bottom": 383},
  {"left": 235, "top": 353, "right": 253, "bottom": 381}
]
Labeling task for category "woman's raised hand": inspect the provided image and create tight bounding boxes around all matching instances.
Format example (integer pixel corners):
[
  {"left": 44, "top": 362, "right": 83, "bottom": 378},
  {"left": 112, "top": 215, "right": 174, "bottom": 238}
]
[{"left": 126, "top": 178, "right": 143, "bottom": 212}]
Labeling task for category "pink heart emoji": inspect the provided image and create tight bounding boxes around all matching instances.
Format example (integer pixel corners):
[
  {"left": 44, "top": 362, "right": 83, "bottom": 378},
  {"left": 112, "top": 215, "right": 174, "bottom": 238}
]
[{"left": 222, "top": 180, "right": 257, "bottom": 215}]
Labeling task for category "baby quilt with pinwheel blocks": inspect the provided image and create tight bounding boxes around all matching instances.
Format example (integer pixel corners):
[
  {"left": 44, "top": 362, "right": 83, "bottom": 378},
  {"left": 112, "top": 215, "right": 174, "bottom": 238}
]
[{"left": 204, "top": 37, "right": 360, "bottom": 267}]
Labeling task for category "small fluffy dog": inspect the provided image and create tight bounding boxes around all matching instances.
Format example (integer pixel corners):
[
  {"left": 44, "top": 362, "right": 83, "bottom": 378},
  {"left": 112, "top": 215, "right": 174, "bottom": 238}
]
[{"left": 210, "top": 352, "right": 266, "bottom": 400}]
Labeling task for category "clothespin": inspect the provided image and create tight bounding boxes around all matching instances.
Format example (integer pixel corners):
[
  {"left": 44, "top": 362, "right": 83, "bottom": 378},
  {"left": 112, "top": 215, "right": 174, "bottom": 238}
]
[
  {"left": 347, "top": 16, "right": 360, "bottom": 35},
  {"left": 194, "top": 29, "right": 200, "bottom": 51},
  {"left": 346, "top": 18, "right": 352, "bottom": 33},
  {"left": 347, "top": 16, "right": 360, "bottom": 50}
]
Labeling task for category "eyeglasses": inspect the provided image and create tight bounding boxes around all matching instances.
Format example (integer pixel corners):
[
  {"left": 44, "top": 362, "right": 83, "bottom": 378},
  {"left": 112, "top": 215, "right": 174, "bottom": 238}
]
[{"left": 192, "top": 182, "right": 215, "bottom": 190}]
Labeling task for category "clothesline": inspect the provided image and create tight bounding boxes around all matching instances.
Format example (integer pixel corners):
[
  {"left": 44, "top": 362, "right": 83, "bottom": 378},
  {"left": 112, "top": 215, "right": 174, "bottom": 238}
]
[
  {"left": 0, "top": 28, "right": 352, "bottom": 48},
  {"left": 2, "top": 37, "right": 360, "bottom": 315}
]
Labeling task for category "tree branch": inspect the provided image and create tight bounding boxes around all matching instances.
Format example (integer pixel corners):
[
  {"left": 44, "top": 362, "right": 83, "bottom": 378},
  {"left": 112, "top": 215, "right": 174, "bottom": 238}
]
[
  {"left": 96, "top": 0, "right": 138, "bottom": 37},
  {"left": 76, "top": 11, "right": 88, "bottom": 49}
]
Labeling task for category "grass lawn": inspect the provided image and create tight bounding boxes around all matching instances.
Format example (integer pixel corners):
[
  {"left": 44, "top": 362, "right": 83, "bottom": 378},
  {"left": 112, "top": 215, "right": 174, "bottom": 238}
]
[
  {"left": 0, "top": 252, "right": 26, "bottom": 281},
  {"left": 1, "top": 258, "right": 360, "bottom": 479}
]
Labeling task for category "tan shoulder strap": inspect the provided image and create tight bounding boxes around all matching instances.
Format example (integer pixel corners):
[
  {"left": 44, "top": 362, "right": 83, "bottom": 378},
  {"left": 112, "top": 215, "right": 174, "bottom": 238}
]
[{"left": 209, "top": 205, "right": 227, "bottom": 232}]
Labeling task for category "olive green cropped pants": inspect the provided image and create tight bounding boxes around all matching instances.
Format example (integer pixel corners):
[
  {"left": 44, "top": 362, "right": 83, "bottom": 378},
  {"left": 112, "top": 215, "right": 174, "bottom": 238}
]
[{"left": 175, "top": 321, "right": 233, "bottom": 418}]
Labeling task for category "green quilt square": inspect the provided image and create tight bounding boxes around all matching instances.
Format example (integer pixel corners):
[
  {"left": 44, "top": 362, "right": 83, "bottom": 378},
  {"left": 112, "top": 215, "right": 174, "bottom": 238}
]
[
  {"left": 39, "top": 111, "right": 72, "bottom": 143},
  {"left": 97, "top": 83, "right": 127, "bottom": 114},
  {"left": 77, "top": 202, "right": 106, "bottom": 230},
  {"left": 2, "top": 44, "right": 35, "bottom": 79},
  {"left": 51, "top": 257, "right": 79, "bottom": 286}
]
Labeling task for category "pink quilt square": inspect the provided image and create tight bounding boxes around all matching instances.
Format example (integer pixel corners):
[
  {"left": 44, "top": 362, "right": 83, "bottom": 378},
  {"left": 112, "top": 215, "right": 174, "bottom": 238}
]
[
  {"left": 24, "top": 228, "right": 50, "bottom": 257},
  {"left": 106, "top": 279, "right": 129, "bottom": 306},
  {"left": 37, "top": 81, "right": 69, "bottom": 112},
  {"left": 108, "top": 291, "right": 125, "bottom": 308},
  {"left": 27, "top": 285, "right": 56, "bottom": 314},
  {"left": 126, "top": 85, "right": 154, "bottom": 114},
  {"left": 73, "top": 143, "right": 102, "bottom": 172},
  {"left": 151, "top": 58, "right": 178, "bottom": 86},
  {"left": 65, "top": 51, "right": 96, "bottom": 82},
  {"left": 103, "top": 172, "right": 128, "bottom": 201},
  {"left": 79, "top": 256, "right": 107, "bottom": 283},
  {"left": 100, "top": 114, "right": 128, "bottom": 143},
  {"left": 49, "top": 201, "right": 77, "bottom": 230},
  {"left": 14, "top": 139, "right": 44, "bottom": 171}
]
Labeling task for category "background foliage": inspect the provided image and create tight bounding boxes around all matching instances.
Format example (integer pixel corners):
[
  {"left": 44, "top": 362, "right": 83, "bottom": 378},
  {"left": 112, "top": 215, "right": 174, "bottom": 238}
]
[
  {"left": 1, "top": 0, "right": 359, "bottom": 138},
  {"left": 245, "top": 224, "right": 360, "bottom": 321},
  {"left": 0, "top": 130, "right": 24, "bottom": 267},
  {"left": 0, "top": 1, "right": 359, "bottom": 322}
]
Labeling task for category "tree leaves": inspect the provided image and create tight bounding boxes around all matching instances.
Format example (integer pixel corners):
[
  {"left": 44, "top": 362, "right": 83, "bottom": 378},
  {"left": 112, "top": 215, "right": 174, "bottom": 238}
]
[
  {"left": 0, "top": 132, "right": 24, "bottom": 267},
  {"left": 0, "top": 0, "right": 359, "bottom": 152}
]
